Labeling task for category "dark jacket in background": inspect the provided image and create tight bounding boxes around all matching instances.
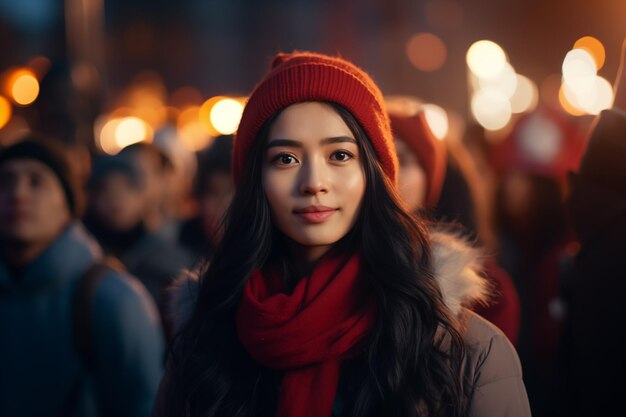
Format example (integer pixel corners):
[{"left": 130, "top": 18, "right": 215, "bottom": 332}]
[{"left": 561, "top": 108, "right": 626, "bottom": 417}]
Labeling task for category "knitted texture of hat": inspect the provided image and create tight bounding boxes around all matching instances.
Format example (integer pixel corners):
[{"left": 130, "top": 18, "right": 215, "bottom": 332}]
[
  {"left": 390, "top": 111, "right": 447, "bottom": 208},
  {"left": 233, "top": 51, "right": 397, "bottom": 186}
]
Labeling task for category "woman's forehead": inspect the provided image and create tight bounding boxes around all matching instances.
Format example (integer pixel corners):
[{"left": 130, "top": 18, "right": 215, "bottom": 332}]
[{"left": 267, "top": 102, "right": 355, "bottom": 143}]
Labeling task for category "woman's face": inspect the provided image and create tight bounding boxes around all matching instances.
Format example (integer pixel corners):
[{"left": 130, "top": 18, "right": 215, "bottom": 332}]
[
  {"left": 395, "top": 139, "right": 427, "bottom": 212},
  {"left": 262, "top": 102, "right": 366, "bottom": 261}
]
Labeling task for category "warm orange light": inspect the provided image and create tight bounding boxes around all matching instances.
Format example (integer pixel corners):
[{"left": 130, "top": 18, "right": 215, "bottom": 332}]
[
  {"left": 466, "top": 40, "right": 507, "bottom": 79},
  {"left": 7, "top": 69, "right": 40, "bottom": 106},
  {"left": 0, "top": 96, "right": 12, "bottom": 129},
  {"left": 574, "top": 36, "right": 605, "bottom": 70},
  {"left": 406, "top": 33, "right": 447, "bottom": 72},
  {"left": 115, "top": 117, "right": 153, "bottom": 149},
  {"left": 199, "top": 97, "right": 223, "bottom": 136},
  {"left": 95, "top": 117, "right": 123, "bottom": 155},
  {"left": 421, "top": 104, "right": 449, "bottom": 140},
  {"left": 94, "top": 115, "right": 153, "bottom": 155},
  {"left": 210, "top": 98, "right": 244, "bottom": 135},
  {"left": 177, "top": 106, "right": 213, "bottom": 151},
  {"left": 558, "top": 85, "right": 586, "bottom": 116}
]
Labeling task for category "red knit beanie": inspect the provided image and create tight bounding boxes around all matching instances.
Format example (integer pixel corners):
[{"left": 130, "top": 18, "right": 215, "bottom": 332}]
[
  {"left": 389, "top": 111, "right": 447, "bottom": 208},
  {"left": 233, "top": 51, "right": 397, "bottom": 186}
]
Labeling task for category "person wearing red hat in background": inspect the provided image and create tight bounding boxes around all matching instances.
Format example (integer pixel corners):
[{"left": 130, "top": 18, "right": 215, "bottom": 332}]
[
  {"left": 489, "top": 104, "right": 587, "bottom": 417},
  {"left": 151, "top": 51, "right": 530, "bottom": 417},
  {"left": 387, "top": 100, "right": 521, "bottom": 347},
  {"left": 558, "top": 38, "right": 626, "bottom": 417}
]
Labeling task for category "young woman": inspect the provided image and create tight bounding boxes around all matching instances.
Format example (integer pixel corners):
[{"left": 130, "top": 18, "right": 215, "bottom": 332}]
[{"left": 153, "top": 52, "right": 530, "bottom": 417}]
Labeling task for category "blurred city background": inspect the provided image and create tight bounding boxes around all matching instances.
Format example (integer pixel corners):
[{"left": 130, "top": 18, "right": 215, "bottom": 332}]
[{"left": 1, "top": 0, "right": 626, "bottom": 152}]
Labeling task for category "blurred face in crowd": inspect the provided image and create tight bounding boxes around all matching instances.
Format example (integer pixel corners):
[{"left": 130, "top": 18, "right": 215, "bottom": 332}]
[
  {"left": 0, "top": 159, "right": 71, "bottom": 250},
  {"left": 395, "top": 138, "right": 427, "bottom": 212},
  {"left": 262, "top": 102, "right": 366, "bottom": 262},
  {"left": 90, "top": 173, "right": 145, "bottom": 232},
  {"left": 129, "top": 147, "right": 167, "bottom": 214},
  {"left": 198, "top": 171, "right": 234, "bottom": 243}
]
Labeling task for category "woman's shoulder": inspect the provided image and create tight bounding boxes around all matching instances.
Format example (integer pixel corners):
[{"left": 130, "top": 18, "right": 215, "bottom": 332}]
[
  {"left": 460, "top": 309, "right": 531, "bottom": 417},
  {"left": 461, "top": 309, "right": 522, "bottom": 383}
]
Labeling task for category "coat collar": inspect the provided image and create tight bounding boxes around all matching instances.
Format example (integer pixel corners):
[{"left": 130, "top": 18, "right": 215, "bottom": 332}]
[
  {"left": 0, "top": 222, "right": 102, "bottom": 294},
  {"left": 167, "top": 230, "right": 490, "bottom": 334}
]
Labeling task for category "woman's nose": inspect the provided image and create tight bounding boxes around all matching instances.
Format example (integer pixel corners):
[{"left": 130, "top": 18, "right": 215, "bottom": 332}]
[{"left": 298, "top": 158, "right": 329, "bottom": 196}]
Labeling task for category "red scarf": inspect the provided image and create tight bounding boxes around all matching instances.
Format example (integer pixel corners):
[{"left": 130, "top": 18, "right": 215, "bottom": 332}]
[{"left": 236, "top": 253, "right": 375, "bottom": 417}]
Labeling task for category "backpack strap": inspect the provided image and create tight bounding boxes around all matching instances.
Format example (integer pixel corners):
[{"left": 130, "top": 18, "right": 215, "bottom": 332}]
[{"left": 72, "top": 256, "right": 124, "bottom": 372}]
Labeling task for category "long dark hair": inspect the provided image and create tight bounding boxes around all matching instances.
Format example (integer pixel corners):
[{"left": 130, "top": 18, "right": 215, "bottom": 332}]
[{"left": 164, "top": 102, "right": 471, "bottom": 417}]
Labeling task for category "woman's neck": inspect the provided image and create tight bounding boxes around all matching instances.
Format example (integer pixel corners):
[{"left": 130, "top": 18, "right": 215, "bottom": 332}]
[{"left": 285, "top": 242, "right": 331, "bottom": 275}]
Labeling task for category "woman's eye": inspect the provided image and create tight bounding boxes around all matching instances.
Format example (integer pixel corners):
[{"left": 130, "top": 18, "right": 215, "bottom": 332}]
[
  {"left": 272, "top": 153, "right": 298, "bottom": 165},
  {"left": 331, "top": 151, "right": 354, "bottom": 162}
]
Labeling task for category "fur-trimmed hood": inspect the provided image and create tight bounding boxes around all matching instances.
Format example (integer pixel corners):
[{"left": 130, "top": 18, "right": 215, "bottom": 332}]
[{"left": 167, "top": 230, "right": 490, "bottom": 334}]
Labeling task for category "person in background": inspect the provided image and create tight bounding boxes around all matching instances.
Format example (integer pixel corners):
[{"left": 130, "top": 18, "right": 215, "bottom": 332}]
[
  {"left": 559, "top": 37, "right": 626, "bottom": 417},
  {"left": 388, "top": 100, "right": 521, "bottom": 346},
  {"left": 84, "top": 153, "right": 193, "bottom": 344},
  {"left": 118, "top": 142, "right": 179, "bottom": 242},
  {"left": 0, "top": 136, "right": 164, "bottom": 417},
  {"left": 178, "top": 135, "right": 235, "bottom": 262},
  {"left": 489, "top": 105, "right": 586, "bottom": 417}
]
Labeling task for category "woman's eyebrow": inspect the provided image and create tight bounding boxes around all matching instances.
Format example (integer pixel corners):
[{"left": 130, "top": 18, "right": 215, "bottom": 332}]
[
  {"left": 266, "top": 139, "right": 302, "bottom": 149},
  {"left": 320, "top": 136, "right": 357, "bottom": 145},
  {"left": 266, "top": 136, "right": 357, "bottom": 149}
]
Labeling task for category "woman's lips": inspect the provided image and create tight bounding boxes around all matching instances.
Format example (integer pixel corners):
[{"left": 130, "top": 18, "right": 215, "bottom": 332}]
[{"left": 293, "top": 206, "right": 338, "bottom": 224}]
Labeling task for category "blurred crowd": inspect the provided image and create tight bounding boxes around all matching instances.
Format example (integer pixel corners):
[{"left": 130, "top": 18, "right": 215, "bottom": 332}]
[{"left": 1, "top": 51, "right": 624, "bottom": 417}]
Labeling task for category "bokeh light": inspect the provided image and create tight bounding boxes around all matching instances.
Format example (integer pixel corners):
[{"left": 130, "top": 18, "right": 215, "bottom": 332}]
[
  {"left": 563, "top": 76, "right": 613, "bottom": 115},
  {"left": 95, "top": 116, "right": 153, "bottom": 155},
  {"left": 558, "top": 85, "right": 586, "bottom": 116},
  {"left": 478, "top": 62, "right": 518, "bottom": 98},
  {"left": 421, "top": 104, "right": 449, "bottom": 140},
  {"left": 115, "top": 117, "right": 153, "bottom": 149},
  {"left": 199, "top": 96, "right": 223, "bottom": 136},
  {"left": 207, "top": 97, "right": 245, "bottom": 135},
  {"left": 406, "top": 33, "right": 447, "bottom": 72},
  {"left": 471, "top": 89, "right": 512, "bottom": 130},
  {"left": 178, "top": 105, "right": 214, "bottom": 151},
  {"left": 574, "top": 36, "right": 605, "bottom": 70},
  {"left": 0, "top": 96, "right": 12, "bottom": 129},
  {"left": 466, "top": 40, "right": 507, "bottom": 79},
  {"left": 5, "top": 69, "right": 40, "bottom": 106},
  {"left": 95, "top": 117, "right": 123, "bottom": 155},
  {"left": 560, "top": 45, "right": 613, "bottom": 116},
  {"left": 510, "top": 74, "right": 539, "bottom": 113},
  {"left": 562, "top": 48, "right": 597, "bottom": 93}
]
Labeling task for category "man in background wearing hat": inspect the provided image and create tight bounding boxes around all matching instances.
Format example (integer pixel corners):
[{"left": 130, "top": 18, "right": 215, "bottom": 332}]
[{"left": 0, "top": 136, "right": 164, "bottom": 417}]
